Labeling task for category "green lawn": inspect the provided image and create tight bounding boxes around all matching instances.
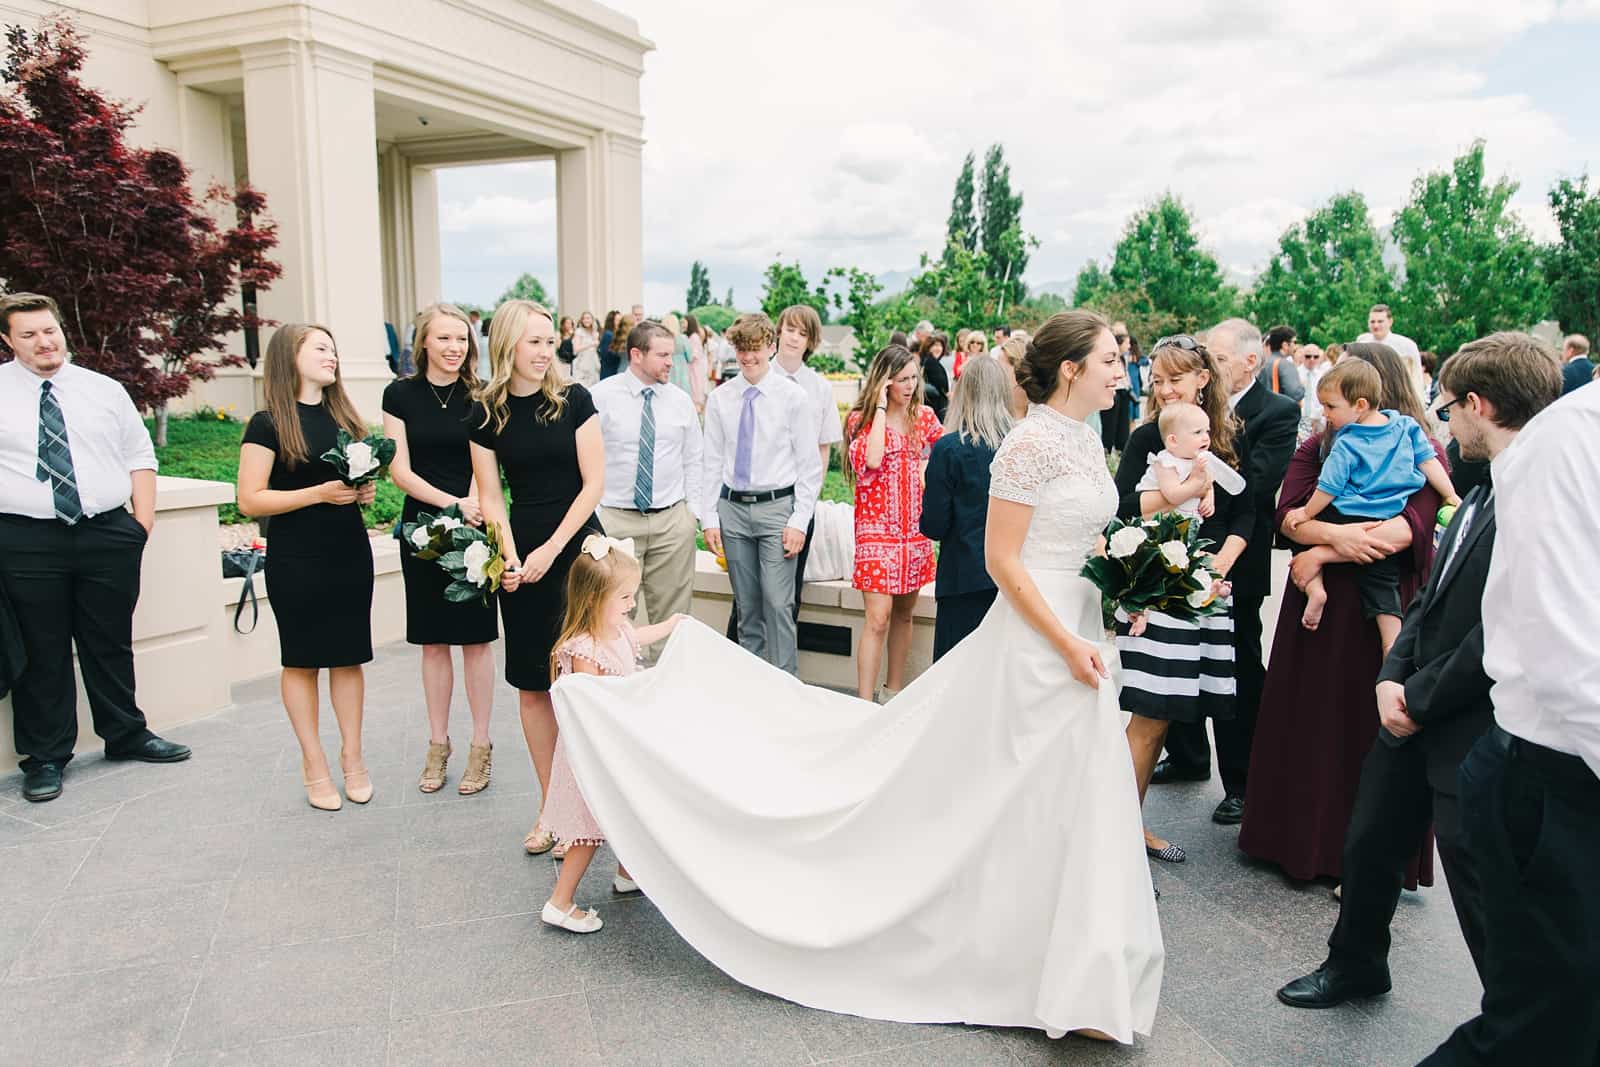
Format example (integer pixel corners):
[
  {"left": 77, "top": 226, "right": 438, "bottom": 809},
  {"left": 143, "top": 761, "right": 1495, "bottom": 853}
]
[{"left": 149, "top": 413, "right": 851, "bottom": 531}]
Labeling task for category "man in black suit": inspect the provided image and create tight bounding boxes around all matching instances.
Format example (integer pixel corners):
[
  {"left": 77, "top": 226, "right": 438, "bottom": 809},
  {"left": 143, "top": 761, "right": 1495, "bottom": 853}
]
[
  {"left": 1156, "top": 318, "right": 1300, "bottom": 825},
  {"left": 1561, "top": 333, "right": 1593, "bottom": 395},
  {"left": 1277, "top": 331, "right": 1564, "bottom": 1008}
]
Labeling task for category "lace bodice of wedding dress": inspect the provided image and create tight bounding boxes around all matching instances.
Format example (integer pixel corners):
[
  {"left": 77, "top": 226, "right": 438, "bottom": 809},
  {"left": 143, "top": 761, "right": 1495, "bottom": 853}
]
[{"left": 989, "top": 404, "right": 1118, "bottom": 572}]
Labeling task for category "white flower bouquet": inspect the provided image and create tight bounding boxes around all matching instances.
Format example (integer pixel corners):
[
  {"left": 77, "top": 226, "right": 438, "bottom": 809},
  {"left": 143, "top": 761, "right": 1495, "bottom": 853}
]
[
  {"left": 1081, "top": 512, "right": 1230, "bottom": 629},
  {"left": 400, "top": 504, "right": 506, "bottom": 604},
  {"left": 320, "top": 429, "right": 396, "bottom": 486}
]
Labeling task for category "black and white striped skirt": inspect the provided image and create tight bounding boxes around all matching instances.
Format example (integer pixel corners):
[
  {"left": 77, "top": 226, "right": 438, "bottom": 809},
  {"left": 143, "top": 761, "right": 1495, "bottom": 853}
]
[{"left": 1114, "top": 605, "right": 1236, "bottom": 723}]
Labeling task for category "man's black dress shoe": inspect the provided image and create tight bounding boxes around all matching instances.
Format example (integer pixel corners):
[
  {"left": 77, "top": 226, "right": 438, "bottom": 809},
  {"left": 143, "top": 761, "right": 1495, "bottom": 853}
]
[
  {"left": 1276, "top": 964, "right": 1391, "bottom": 1009},
  {"left": 22, "top": 762, "right": 64, "bottom": 803},
  {"left": 1212, "top": 794, "right": 1245, "bottom": 824},
  {"left": 104, "top": 736, "right": 192, "bottom": 763},
  {"left": 1150, "top": 758, "right": 1210, "bottom": 785}
]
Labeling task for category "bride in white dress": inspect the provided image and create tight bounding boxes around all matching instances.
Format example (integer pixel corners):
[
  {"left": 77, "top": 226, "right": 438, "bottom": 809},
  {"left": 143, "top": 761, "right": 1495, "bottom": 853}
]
[{"left": 551, "top": 310, "right": 1163, "bottom": 1042}]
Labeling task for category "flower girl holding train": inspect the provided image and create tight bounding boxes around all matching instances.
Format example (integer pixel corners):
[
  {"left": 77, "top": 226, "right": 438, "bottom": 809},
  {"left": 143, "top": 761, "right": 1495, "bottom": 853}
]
[{"left": 540, "top": 534, "right": 685, "bottom": 932}]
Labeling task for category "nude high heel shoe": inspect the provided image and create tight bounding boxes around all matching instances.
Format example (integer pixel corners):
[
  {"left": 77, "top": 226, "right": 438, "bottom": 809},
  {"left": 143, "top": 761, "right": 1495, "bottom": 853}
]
[
  {"left": 340, "top": 754, "right": 373, "bottom": 805},
  {"left": 303, "top": 776, "right": 342, "bottom": 811}
]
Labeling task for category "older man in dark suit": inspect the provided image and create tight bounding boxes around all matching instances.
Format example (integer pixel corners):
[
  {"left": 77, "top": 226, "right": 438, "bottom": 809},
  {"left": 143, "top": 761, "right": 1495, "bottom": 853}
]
[
  {"left": 1561, "top": 333, "right": 1593, "bottom": 395},
  {"left": 1155, "top": 318, "right": 1300, "bottom": 826},
  {"left": 1277, "top": 331, "right": 1564, "bottom": 1009}
]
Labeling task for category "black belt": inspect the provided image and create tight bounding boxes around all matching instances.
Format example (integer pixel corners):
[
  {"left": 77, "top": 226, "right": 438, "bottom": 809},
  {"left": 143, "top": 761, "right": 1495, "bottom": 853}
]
[
  {"left": 720, "top": 485, "right": 795, "bottom": 505},
  {"left": 615, "top": 500, "right": 683, "bottom": 515},
  {"left": 1495, "top": 726, "right": 1599, "bottom": 796}
]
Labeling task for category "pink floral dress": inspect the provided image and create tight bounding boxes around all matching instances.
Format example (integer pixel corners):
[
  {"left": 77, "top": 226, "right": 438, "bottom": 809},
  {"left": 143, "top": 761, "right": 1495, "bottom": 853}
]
[
  {"left": 543, "top": 624, "right": 640, "bottom": 846},
  {"left": 846, "top": 406, "right": 943, "bottom": 594}
]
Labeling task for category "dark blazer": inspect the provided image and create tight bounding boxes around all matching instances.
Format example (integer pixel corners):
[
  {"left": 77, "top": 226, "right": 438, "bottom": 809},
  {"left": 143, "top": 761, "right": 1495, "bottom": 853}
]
[
  {"left": 1376, "top": 482, "right": 1496, "bottom": 794},
  {"left": 1563, "top": 356, "right": 1595, "bottom": 396},
  {"left": 1232, "top": 382, "right": 1300, "bottom": 601},
  {"left": 920, "top": 432, "right": 997, "bottom": 598},
  {"left": 1116, "top": 420, "right": 1254, "bottom": 552}
]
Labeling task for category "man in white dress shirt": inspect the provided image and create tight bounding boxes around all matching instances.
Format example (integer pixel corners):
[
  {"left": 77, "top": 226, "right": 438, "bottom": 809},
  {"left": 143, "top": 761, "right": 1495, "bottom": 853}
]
[
  {"left": 0, "top": 293, "right": 191, "bottom": 803},
  {"left": 1419, "top": 379, "right": 1600, "bottom": 1066},
  {"left": 1357, "top": 304, "right": 1424, "bottom": 395},
  {"left": 590, "top": 320, "right": 703, "bottom": 644},
  {"left": 701, "top": 313, "right": 824, "bottom": 675}
]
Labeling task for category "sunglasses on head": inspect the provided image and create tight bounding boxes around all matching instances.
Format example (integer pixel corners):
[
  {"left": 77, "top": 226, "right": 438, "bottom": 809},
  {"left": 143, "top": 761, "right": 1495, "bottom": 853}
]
[{"left": 1152, "top": 335, "right": 1200, "bottom": 352}]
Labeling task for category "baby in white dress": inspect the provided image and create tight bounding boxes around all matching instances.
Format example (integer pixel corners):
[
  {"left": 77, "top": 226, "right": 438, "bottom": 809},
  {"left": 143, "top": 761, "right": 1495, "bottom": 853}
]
[{"left": 1135, "top": 402, "right": 1246, "bottom": 519}]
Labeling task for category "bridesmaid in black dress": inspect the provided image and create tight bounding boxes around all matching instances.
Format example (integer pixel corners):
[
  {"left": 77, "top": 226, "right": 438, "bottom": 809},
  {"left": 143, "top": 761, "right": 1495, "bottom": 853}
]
[
  {"left": 468, "top": 299, "right": 604, "bottom": 854},
  {"left": 238, "top": 324, "right": 377, "bottom": 812},
  {"left": 382, "top": 303, "right": 500, "bottom": 798}
]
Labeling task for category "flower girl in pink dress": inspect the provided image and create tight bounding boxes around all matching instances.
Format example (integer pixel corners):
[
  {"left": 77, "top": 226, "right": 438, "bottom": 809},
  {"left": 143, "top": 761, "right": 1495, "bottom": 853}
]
[{"left": 541, "top": 534, "right": 686, "bottom": 933}]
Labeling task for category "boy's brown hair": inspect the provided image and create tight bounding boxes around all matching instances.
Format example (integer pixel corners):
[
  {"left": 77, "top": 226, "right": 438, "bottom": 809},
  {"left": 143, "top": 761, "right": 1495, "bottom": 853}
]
[
  {"left": 725, "top": 312, "right": 777, "bottom": 353},
  {"left": 1318, "top": 358, "right": 1383, "bottom": 408},
  {"left": 777, "top": 304, "right": 822, "bottom": 358}
]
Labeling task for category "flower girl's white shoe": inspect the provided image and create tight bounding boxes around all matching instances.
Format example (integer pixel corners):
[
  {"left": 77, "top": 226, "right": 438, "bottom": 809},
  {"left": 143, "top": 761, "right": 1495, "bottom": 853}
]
[
  {"left": 542, "top": 900, "right": 603, "bottom": 933},
  {"left": 613, "top": 873, "right": 640, "bottom": 894}
]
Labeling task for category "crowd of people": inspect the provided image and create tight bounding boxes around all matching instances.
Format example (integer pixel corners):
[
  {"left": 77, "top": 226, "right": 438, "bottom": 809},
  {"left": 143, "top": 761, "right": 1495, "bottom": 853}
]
[{"left": 2, "top": 282, "right": 1596, "bottom": 1058}]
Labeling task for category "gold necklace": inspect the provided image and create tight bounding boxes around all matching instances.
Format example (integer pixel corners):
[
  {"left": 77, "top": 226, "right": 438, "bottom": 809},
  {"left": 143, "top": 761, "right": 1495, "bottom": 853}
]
[{"left": 426, "top": 378, "right": 456, "bottom": 409}]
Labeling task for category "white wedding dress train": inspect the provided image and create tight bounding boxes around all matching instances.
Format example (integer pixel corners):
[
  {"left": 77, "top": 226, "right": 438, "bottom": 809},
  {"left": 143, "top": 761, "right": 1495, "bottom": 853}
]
[{"left": 550, "top": 405, "right": 1163, "bottom": 1041}]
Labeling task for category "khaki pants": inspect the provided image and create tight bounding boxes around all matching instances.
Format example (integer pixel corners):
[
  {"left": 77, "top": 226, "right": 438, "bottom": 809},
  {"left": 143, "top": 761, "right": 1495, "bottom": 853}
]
[{"left": 596, "top": 502, "right": 698, "bottom": 654}]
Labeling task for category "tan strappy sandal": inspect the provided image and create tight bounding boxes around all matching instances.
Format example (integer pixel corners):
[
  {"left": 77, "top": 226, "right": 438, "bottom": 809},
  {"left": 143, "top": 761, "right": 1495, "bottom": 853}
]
[
  {"left": 419, "top": 740, "right": 451, "bottom": 793},
  {"left": 524, "top": 824, "right": 556, "bottom": 855},
  {"left": 458, "top": 742, "right": 492, "bottom": 795}
]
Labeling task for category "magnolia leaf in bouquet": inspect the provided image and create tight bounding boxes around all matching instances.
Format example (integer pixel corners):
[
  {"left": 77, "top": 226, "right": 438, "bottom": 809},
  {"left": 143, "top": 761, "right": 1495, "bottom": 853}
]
[
  {"left": 437, "top": 549, "right": 467, "bottom": 573},
  {"left": 443, "top": 580, "right": 483, "bottom": 604},
  {"left": 449, "top": 526, "right": 479, "bottom": 551}
]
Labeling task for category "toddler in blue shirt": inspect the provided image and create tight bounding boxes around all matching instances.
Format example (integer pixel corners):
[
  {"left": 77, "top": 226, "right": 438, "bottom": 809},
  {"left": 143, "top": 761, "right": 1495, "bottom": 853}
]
[{"left": 1285, "top": 359, "right": 1459, "bottom": 652}]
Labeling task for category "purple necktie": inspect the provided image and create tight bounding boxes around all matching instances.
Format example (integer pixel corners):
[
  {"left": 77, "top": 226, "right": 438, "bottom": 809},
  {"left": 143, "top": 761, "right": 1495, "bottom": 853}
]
[{"left": 732, "top": 385, "right": 760, "bottom": 487}]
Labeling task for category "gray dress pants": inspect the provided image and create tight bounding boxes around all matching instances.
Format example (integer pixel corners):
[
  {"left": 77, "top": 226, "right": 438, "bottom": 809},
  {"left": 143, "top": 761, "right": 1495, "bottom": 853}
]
[{"left": 718, "top": 496, "right": 799, "bottom": 675}]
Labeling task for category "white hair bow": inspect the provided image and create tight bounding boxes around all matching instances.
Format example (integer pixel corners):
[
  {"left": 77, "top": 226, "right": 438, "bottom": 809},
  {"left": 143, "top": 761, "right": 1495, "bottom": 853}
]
[{"left": 581, "top": 534, "right": 636, "bottom": 561}]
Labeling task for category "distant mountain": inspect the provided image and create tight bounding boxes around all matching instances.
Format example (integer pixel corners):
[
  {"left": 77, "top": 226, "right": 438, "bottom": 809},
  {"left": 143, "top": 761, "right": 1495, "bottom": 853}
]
[{"left": 874, "top": 269, "right": 917, "bottom": 297}]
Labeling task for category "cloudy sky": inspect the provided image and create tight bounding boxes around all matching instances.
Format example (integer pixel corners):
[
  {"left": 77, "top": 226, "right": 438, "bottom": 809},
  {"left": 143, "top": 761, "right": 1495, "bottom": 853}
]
[{"left": 439, "top": 0, "right": 1600, "bottom": 315}]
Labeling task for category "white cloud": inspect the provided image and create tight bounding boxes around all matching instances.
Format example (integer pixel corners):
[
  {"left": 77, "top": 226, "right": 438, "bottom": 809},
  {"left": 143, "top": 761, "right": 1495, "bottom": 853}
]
[{"left": 436, "top": 0, "right": 1599, "bottom": 311}]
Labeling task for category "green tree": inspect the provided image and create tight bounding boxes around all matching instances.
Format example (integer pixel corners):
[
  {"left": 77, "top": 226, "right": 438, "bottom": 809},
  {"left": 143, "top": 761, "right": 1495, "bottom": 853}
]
[
  {"left": 685, "top": 259, "right": 712, "bottom": 312},
  {"left": 1091, "top": 194, "right": 1237, "bottom": 340},
  {"left": 1073, "top": 261, "right": 1110, "bottom": 307},
  {"left": 496, "top": 272, "right": 548, "bottom": 307},
  {"left": 1007, "top": 291, "right": 1068, "bottom": 334},
  {"left": 760, "top": 259, "right": 827, "bottom": 321},
  {"left": 977, "top": 144, "right": 1029, "bottom": 307},
  {"left": 1249, "top": 191, "right": 1395, "bottom": 345},
  {"left": 943, "top": 151, "right": 977, "bottom": 261},
  {"left": 691, "top": 304, "right": 736, "bottom": 332},
  {"left": 1545, "top": 175, "right": 1600, "bottom": 338},
  {"left": 724, "top": 286, "right": 735, "bottom": 307},
  {"left": 825, "top": 266, "right": 884, "bottom": 356},
  {"left": 1392, "top": 141, "right": 1547, "bottom": 353},
  {"left": 908, "top": 246, "right": 998, "bottom": 332}
]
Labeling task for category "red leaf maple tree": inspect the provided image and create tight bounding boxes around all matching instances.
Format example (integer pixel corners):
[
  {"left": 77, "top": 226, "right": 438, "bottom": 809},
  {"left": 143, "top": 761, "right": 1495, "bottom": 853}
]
[{"left": 0, "top": 16, "right": 281, "bottom": 440}]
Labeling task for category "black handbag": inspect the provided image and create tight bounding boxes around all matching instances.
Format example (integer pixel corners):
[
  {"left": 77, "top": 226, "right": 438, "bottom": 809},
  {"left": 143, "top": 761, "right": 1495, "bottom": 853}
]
[{"left": 221, "top": 546, "right": 266, "bottom": 634}]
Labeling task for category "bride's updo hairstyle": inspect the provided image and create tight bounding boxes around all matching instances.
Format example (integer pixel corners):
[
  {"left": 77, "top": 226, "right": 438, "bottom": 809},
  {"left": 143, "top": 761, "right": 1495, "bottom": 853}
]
[{"left": 1013, "top": 310, "right": 1113, "bottom": 404}]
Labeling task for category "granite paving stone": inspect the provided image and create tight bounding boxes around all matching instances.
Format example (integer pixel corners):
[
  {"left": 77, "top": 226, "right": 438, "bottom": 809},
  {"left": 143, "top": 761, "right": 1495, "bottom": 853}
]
[{"left": 0, "top": 639, "right": 1489, "bottom": 1066}]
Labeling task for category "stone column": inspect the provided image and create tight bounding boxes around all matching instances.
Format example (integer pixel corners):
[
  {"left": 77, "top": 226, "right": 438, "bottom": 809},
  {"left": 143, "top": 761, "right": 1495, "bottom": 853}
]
[
  {"left": 411, "top": 166, "right": 442, "bottom": 311},
  {"left": 556, "top": 131, "right": 643, "bottom": 317},
  {"left": 241, "top": 41, "right": 390, "bottom": 416}
]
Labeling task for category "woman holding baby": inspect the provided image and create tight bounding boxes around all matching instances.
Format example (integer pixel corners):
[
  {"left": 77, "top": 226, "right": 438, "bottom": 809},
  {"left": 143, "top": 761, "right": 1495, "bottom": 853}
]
[
  {"left": 1238, "top": 342, "right": 1442, "bottom": 889},
  {"left": 1113, "top": 335, "right": 1255, "bottom": 865}
]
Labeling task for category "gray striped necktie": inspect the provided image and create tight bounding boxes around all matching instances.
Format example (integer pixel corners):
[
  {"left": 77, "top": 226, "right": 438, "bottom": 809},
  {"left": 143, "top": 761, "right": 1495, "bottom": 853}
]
[
  {"left": 36, "top": 380, "right": 84, "bottom": 524},
  {"left": 633, "top": 387, "right": 655, "bottom": 511}
]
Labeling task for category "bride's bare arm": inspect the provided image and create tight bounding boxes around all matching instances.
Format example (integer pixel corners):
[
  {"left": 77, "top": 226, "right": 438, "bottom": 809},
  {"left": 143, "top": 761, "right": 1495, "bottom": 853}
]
[{"left": 985, "top": 497, "right": 1109, "bottom": 689}]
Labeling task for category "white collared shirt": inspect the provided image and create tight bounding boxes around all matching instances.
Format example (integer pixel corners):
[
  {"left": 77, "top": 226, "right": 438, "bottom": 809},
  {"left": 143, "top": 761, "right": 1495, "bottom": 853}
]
[
  {"left": 590, "top": 369, "right": 703, "bottom": 515},
  {"left": 700, "top": 366, "right": 825, "bottom": 532},
  {"left": 0, "top": 358, "right": 157, "bottom": 520},
  {"left": 770, "top": 359, "right": 844, "bottom": 448},
  {"left": 1229, "top": 376, "right": 1256, "bottom": 411},
  {"left": 1481, "top": 385, "right": 1600, "bottom": 777}
]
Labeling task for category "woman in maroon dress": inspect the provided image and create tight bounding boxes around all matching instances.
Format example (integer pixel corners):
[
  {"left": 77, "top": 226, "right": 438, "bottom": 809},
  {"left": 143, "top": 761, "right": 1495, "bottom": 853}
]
[{"left": 1239, "top": 344, "right": 1441, "bottom": 889}]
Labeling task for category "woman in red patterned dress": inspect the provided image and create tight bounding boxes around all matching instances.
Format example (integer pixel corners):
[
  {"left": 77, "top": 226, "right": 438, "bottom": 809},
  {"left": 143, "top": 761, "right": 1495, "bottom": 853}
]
[{"left": 845, "top": 344, "right": 944, "bottom": 702}]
